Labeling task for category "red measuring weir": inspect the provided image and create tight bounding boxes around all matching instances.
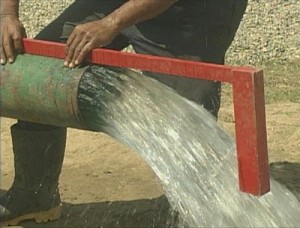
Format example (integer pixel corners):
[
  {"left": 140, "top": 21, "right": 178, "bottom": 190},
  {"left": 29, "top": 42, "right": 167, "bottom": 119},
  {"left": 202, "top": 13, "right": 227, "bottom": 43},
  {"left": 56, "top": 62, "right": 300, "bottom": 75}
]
[{"left": 23, "top": 38, "right": 270, "bottom": 196}]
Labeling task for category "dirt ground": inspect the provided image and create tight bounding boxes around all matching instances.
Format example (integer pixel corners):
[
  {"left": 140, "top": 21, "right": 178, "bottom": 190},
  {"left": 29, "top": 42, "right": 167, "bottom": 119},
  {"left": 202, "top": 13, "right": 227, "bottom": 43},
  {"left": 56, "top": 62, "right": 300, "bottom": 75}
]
[{"left": 1, "top": 69, "right": 300, "bottom": 227}]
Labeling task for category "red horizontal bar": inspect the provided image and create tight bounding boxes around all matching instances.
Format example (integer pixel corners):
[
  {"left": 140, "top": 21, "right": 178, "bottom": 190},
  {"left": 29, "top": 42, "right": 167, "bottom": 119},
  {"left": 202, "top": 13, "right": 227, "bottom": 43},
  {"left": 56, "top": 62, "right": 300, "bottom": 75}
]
[{"left": 23, "top": 38, "right": 234, "bottom": 83}]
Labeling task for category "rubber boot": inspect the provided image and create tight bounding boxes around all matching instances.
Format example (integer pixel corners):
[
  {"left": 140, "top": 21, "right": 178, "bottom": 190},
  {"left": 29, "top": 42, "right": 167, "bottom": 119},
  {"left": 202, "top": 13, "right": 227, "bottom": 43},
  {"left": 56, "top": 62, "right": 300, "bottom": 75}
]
[{"left": 0, "top": 124, "right": 67, "bottom": 226}]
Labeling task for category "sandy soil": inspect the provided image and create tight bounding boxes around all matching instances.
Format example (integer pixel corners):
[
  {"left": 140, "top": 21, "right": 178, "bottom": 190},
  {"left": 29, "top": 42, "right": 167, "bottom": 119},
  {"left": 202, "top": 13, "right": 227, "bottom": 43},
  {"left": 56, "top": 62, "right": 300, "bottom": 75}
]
[{"left": 1, "top": 100, "right": 300, "bottom": 227}]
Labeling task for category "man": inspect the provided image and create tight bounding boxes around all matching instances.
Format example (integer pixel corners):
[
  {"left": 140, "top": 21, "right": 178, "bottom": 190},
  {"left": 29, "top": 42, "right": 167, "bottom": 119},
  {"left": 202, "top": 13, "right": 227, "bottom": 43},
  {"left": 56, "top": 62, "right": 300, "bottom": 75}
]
[{"left": 0, "top": 0, "right": 247, "bottom": 225}]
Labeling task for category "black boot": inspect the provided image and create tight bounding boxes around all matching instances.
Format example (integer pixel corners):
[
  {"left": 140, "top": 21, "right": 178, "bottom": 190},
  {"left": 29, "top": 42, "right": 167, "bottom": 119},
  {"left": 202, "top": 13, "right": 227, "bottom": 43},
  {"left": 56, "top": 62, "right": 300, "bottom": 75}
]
[{"left": 0, "top": 123, "right": 67, "bottom": 226}]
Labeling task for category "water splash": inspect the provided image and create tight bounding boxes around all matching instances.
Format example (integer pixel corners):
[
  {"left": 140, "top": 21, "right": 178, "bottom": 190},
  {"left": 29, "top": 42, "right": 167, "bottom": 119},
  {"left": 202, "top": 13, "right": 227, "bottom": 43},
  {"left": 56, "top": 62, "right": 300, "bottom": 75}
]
[{"left": 78, "top": 65, "right": 300, "bottom": 227}]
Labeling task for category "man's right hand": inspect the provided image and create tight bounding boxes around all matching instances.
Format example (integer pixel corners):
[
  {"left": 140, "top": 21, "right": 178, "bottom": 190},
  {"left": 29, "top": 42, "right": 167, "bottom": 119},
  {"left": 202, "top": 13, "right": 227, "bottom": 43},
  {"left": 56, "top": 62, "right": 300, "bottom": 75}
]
[{"left": 1, "top": 15, "right": 26, "bottom": 64}]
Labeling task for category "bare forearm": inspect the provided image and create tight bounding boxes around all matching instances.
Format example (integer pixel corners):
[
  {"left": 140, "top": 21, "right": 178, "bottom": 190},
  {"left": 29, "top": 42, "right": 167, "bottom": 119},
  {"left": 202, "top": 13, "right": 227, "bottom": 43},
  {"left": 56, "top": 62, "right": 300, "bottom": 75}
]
[
  {"left": 105, "top": 0, "right": 177, "bottom": 34},
  {"left": 1, "top": 0, "right": 19, "bottom": 16},
  {"left": 65, "top": 0, "right": 177, "bottom": 67}
]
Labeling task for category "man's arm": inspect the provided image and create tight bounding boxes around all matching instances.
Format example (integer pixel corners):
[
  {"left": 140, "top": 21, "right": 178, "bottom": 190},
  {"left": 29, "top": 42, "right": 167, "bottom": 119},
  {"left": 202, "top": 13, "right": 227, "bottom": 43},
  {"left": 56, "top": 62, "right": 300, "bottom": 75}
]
[
  {"left": 1, "top": 0, "right": 19, "bottom": 16},
  {"left": 1, "top": 0, "right": 25, "bottom": 64},
  {"left": 65, "top": 0, "right": 177, "bottom": 67},
  {"left": 106, "top": 0, "right": 177, "bottom": 30}
]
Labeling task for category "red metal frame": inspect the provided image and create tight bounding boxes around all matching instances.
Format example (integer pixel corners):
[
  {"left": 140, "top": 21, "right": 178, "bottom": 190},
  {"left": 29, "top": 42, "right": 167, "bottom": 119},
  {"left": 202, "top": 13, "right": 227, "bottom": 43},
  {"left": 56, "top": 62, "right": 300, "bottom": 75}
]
[{"left": 23, "top": 38, "right": 270, "bottom": 196}]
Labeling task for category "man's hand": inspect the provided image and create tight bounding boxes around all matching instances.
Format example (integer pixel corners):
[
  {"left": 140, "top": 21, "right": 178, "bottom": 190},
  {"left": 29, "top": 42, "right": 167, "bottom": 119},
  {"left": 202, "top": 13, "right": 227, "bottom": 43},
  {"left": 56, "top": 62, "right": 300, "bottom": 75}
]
[
  {"left": 64, "top": 0, "right": 177, "bottom": 68},
  {"left": 1, "top": 15, "right": 26, "bottom": 64},
  {"left": 64, "top": 18, "right": 119, "bottom": 68}
]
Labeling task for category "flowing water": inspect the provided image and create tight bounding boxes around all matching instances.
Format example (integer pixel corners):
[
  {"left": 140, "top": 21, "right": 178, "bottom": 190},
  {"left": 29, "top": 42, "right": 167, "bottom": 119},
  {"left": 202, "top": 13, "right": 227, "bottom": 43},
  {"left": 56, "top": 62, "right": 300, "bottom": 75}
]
[{"left": 77, "top": 65, "right": 300, "bottom": 227}]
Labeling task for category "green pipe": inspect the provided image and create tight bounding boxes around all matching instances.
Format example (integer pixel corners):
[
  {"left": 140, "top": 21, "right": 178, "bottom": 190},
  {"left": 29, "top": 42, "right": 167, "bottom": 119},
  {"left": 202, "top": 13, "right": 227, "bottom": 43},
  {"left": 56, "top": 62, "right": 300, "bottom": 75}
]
[{"left": 0, "top": 54, "right": 89, "bottom": 129}]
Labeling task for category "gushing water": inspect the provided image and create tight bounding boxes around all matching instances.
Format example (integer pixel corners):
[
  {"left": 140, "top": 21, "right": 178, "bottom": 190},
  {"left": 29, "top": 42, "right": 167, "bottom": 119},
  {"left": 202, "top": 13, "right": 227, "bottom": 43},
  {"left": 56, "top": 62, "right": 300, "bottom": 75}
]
[{"left": 78, "top": 65, "right": 300, "bottom": 227}]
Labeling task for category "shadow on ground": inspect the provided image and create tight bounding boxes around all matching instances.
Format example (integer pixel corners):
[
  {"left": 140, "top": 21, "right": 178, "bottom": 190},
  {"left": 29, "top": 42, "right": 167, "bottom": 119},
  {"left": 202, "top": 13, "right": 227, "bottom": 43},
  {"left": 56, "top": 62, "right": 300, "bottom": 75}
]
[
  {"left": 270, "top": 161, "right": 300, "bottom": 201},
  {"left": 0, "top": 194, "right": 177, "bottom": 228},
  {"left": 1, "top": 162, "right": 299, "bottom": 228}
]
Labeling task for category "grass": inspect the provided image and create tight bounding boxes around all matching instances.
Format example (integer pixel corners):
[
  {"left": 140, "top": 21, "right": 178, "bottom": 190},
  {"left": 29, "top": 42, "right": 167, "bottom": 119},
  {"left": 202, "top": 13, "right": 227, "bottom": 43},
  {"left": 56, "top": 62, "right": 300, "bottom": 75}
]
[
  {"left": 221, "top": 60, "right": 300, "bottom": 105},
  {"left": 263, "top": 61, "right": 300, "bottom": 104}
]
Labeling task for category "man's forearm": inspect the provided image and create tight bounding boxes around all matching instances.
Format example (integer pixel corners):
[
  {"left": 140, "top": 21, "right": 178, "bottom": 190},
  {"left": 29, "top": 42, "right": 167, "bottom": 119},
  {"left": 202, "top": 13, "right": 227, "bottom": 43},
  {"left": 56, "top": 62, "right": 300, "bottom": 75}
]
[
  {"left": 1, "top": 0, "right": 20, "bottom": 16},
  {"left": 104, "top": 0, "right": 177, "bottom": 34}
]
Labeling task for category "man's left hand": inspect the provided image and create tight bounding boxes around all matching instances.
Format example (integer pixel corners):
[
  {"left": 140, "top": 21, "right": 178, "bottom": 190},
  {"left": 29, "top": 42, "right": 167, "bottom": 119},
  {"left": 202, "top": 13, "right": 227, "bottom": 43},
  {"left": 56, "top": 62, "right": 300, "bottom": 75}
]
[{"left": 64, "top": 19, "right": 119, "bottom": 68}]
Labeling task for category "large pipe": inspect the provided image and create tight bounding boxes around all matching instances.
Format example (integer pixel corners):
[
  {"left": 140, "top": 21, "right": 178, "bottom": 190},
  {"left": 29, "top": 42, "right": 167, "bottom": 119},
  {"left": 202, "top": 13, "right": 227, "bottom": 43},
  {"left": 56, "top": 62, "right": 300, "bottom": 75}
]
[
  {"left": 0, "top": 54, "right": 89, "bottom": 129},
  {"left": 1, "top": 53, "right": 271, "bottom": 197}
]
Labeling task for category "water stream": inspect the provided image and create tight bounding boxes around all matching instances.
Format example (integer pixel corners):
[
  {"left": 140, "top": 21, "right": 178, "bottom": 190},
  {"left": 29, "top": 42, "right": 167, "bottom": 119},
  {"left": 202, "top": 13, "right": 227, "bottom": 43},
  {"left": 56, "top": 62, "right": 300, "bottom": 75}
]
[{"left": 77, "top": 65, "right": 300, "bottom": 227}]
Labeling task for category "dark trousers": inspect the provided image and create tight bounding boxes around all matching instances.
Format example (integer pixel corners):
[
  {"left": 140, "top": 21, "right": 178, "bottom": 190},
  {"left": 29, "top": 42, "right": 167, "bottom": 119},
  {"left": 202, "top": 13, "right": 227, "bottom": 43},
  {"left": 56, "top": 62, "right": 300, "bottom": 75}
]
[{"left": 19, "top": 0, "right": 247, "bottom": 128}]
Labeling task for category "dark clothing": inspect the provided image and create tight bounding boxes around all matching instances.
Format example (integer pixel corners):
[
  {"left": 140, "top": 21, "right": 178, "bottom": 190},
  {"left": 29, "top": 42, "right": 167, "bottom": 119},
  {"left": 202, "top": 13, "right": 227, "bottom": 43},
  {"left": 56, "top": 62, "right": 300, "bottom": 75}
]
[{"left": 21, "top": 0, "right": 247, "bottom": 128}]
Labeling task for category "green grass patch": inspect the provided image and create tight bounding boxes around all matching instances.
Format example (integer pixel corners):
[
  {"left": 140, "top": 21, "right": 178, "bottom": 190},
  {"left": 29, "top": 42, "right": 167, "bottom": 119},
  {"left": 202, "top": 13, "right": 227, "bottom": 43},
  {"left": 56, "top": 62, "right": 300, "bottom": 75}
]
[
  {"left": 263, "top": 61, "right": 300, "bottom": 104},
  {"left": 221, "top": 61, "right": 300, "bottom": 105}
]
